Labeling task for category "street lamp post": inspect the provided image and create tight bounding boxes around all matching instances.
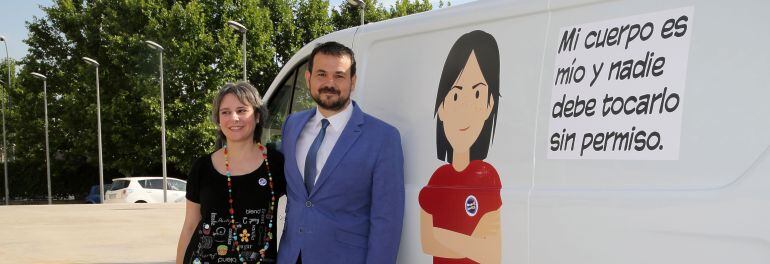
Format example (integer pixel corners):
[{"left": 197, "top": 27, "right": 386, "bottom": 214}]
[
  {"left": 30, "top": 72, "right": 51, "bottom": 205},
  {"left": 82, "top": 57, "right": 105, "bottom": 204},
  {"left": 0, "top": 79, "right": 5, "bottom": 206},
  {"left": 143, "top": 40, "right": 168, "bottom": 203},
  {"left": 1, "top": 36, "right": 10, "bottom": 205},
  {"left": 226, "top": 21, "right": 248, "bottom": 81},
  {"left": 346, "top": 0, "right": 366, "bottom": 26}
]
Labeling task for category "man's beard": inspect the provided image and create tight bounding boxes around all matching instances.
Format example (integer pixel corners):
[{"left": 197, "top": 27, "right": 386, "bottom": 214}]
[{"left": 312, "top": 86, "right": 349, "bottom": 111}]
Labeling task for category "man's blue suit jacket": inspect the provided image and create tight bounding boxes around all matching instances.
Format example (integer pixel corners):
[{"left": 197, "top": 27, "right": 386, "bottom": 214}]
[{"left": 277, "top": 101, "right": 405, "bottom": 264}]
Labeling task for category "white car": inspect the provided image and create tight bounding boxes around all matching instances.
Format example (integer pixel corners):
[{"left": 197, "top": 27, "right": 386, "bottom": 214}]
[{"left": 104, "top": 177, "right": 186, "bottom": 203}]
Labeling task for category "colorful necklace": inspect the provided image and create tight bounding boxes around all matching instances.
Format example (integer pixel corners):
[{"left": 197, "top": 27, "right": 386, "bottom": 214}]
[{"left": 224, "top": 143, "right": 275, "bottom": 264}]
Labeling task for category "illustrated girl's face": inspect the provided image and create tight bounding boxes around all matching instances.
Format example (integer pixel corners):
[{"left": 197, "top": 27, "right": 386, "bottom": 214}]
[{"left": 437, "top": 51, "right": 495, "bottom": 155}]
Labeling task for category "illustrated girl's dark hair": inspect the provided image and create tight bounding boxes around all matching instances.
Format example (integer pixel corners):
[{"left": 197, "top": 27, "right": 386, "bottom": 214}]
[{"left": 434, "top": 30, "right": 500, "bottom": 163}]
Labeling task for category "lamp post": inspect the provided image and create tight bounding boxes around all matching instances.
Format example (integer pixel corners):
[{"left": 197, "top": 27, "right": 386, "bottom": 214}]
[
  {"left": 82, "top": 57, "right": 105, "bottom": 204},
  {"left": 346, "top": 0, "right": 366, "bottom": 26},
  {"left": 226, "top": 21, "right": 248, "bottom": 81},
  {"left": 0, "top": 79, "right": 4, "bottom": 206},
  {"left": 143, "top": 40, "right": 168, "bottom": 203},
  {"left": 0, "top": 36, "right": 10, "bottom": 205},
  {"left": 30, "top": 72, "right": 51, "bottom": 205}
]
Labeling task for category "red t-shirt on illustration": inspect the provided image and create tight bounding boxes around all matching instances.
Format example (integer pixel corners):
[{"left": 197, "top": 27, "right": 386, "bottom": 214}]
[{"left": 419, "top": 160, "right": 502, "bottom": 264}]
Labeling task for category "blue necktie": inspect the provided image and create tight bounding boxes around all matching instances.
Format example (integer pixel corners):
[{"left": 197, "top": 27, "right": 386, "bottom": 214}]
[{"left": 304, "top": 119, "right": 329, "bottom": 194}]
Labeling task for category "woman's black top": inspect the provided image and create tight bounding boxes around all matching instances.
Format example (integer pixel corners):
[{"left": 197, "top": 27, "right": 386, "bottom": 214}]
[{"left": 184, "top": 147, "right": 286, "bottom": 264}]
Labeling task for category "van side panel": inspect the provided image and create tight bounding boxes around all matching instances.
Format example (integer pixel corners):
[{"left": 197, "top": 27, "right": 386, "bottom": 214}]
[{"left": 532, "top": 0, "right": 770, "bottom": 263}]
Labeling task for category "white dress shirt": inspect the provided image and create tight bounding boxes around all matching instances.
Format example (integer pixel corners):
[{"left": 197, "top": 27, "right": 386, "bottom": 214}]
[{"left": 296, "top": 103, "right": 354, "bottom": 184}]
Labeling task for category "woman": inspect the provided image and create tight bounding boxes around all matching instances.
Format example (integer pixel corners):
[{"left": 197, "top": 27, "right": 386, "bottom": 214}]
[
  {"left": 176, "top": 82, "right": 285, "bottom": 264},
  {"left": 418, "top": 30, "right": 502, "bottom": 264}
]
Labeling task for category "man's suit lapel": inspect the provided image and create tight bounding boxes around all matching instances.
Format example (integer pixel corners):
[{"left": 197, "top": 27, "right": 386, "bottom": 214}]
[
  {"left": 286, "top": 109, "right": 315, "bottom": 198},
  {"left": 310, "top": 102, "right": 364, "bottom": 197}
]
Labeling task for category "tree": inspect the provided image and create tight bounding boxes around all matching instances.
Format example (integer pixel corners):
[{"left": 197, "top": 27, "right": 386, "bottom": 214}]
[
  {"left": 263, "top": 0, "right": 302, "bottom": 66},
  {"left": 0, "top": 59, "right": 19, "bottom": 201},
  {"left": 14, "top": 0, "right": 272, "bottom": 198},
  {"left": 331, "top": 0, "right": 390, "bottom": 31},
  {"left": 388, "top": 0, "right": 433, "bottom": 18},
  {"left": 331, "top": 0, "right": 439, "bottom": 30},
  {"left": 10, "top": 0, "right": 445, "bottom": 200},
  {"left": 295, "top": 0, "right": 334, "bottom": 46}
]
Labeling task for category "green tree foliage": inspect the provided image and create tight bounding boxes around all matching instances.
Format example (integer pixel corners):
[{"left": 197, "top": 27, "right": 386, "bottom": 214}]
[
  {"left": 331, "top": 0, "right": 435, "bottom": 30},
  {"left": 296, "top": 0, "right": 334, "bottom": 45},
  {"left": 7, "top": 0, "right": 444, "bottom": 200},
  {"left": 331, "top": 0, "right": 389, "bottom": 31},
  {"left": 388, "top": 0, "right": 434, "bottom": 18},
  {"left": 264, "top": 0, "right": 302, "bottom": 65}
]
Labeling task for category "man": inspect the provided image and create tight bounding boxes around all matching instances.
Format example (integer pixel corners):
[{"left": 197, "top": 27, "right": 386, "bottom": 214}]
[{"left": 277, "top": 41, "right": 405, "bottom": 264}]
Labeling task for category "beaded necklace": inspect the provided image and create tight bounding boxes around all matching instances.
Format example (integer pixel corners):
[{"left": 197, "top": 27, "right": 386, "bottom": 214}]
[{"left": 224, "top": 143, "right": 275, "bottom": 264}]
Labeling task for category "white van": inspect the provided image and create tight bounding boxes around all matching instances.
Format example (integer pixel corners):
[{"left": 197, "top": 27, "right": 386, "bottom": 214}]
[{"left": 263, "top": 0, "right": 770, "bottom": 263}]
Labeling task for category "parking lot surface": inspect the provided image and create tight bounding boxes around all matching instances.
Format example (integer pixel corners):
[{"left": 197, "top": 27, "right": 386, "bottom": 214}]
[{"left": 0, "top": 203, "right": 185, "bottom": 264}]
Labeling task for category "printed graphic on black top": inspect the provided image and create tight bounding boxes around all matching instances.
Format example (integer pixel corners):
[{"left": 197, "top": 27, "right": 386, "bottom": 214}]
[{"left": 190, "top": 209, "right": 271, "bottom": 263}]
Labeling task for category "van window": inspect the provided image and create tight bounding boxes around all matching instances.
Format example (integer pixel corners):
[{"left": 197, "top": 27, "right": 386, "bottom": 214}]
[
  {"left": 263, "top": 66, "right": 297, "bottom": 146},
  {"left": 263, "top": 60, "right": 313, "bottom": 149},
  {"left": 291, "top": 62, "right": 314, "bottom": 113}
]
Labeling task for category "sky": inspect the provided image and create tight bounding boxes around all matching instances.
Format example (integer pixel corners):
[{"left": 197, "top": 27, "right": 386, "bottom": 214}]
[
  {"left": 0, "top": 0, "right": 475, "bottom": 62},
  {"left": 0, "top": 0, "right": 51, "bottom": 61}
]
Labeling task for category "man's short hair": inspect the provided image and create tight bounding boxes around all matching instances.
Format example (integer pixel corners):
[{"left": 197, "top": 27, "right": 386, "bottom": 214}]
[{"left": 307, "top": 41, "right": 357, "bottom": 77}]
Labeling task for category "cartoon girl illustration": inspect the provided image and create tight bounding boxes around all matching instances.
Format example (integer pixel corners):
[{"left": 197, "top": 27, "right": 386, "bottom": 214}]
[{"left": 418, "top": 30, "right": 501, "bottom": 264}]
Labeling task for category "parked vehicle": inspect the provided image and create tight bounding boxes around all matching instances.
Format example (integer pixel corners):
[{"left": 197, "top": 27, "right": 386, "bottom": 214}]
[
  {"left": 261, "top": 0, "right": 770, "bottom": 263},
  {"left": 104, "top": 177, "right": 186, "bottom": 204},
  {"left": 84, "top": 184, "right": 111, "bottom": 204}
]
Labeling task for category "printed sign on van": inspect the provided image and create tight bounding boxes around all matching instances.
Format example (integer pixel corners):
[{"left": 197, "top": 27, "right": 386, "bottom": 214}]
[{"left": 547, "top": 7, "right": 694, "bottom": 160}]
